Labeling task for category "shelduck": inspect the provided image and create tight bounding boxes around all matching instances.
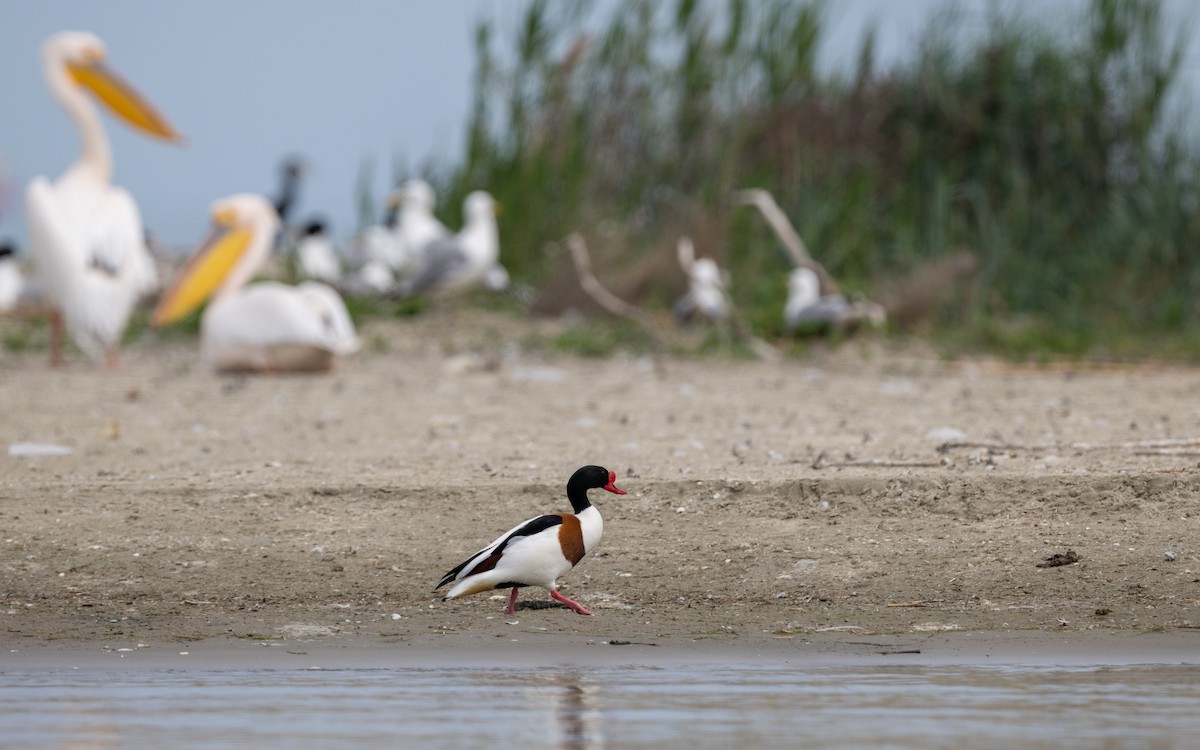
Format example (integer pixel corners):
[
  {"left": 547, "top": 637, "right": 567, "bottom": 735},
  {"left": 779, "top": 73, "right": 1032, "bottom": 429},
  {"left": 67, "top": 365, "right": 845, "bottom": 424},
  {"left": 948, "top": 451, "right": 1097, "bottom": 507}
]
[{"left": 436, "top": 465, "right": 627, "bottom": 616}]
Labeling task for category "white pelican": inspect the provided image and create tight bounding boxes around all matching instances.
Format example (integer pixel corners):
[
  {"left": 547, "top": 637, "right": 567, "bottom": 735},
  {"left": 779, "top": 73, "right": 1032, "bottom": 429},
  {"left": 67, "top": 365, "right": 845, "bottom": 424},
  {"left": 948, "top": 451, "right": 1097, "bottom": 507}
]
[
  {"left": 393, "top": 191, "right": 500, "bottom": 298},
  {"left": 151, "top": 194, "right": 359, "bottom": 373},
  {"left": 25, "top": 31, "right": 182, "bottom": 366}
]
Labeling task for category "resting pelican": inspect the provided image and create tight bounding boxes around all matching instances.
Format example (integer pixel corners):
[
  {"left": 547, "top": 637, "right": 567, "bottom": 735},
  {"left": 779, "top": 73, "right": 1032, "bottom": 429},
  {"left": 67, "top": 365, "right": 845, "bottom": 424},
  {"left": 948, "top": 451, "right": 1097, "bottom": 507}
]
[
  {"left": 25, "top": 31, "right": 182, "bottom": 366},
  {"left": 151, "top": 194, "right": 359, "bottom": 373},
  {"left": 393, "top": 191, "right": 500, "bottom": 298}
]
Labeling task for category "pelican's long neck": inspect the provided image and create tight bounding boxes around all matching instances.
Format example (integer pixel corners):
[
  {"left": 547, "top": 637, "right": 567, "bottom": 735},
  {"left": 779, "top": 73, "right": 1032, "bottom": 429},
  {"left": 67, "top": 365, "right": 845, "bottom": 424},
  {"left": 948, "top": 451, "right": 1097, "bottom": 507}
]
[
  {"left": 46, "top": 60, "right": 112, "bottom": 184},
  {"left": 216, "top": 216, "right": 278, "bottom": 299}
]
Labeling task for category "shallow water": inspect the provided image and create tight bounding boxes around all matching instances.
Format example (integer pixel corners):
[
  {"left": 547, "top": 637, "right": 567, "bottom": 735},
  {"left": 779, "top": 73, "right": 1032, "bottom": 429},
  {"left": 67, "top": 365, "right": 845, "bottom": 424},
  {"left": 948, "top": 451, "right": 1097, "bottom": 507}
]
[{"left": 3, "top": 663, "right": 1198, "bottom": 748}]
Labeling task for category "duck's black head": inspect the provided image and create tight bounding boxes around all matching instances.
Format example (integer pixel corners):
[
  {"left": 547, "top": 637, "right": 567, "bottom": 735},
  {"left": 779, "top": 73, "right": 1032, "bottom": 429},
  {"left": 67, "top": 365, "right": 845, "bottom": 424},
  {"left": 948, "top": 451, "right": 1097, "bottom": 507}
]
[{"left": 566, "top": 465, "right": 626, "bottom": 512}]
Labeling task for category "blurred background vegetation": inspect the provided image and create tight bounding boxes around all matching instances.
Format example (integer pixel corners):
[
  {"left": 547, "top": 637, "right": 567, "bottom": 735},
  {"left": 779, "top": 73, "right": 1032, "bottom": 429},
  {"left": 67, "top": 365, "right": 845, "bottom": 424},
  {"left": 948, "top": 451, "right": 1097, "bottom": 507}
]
[{"left": 410, "top": 0, "right": 1200, "bottom": 358}]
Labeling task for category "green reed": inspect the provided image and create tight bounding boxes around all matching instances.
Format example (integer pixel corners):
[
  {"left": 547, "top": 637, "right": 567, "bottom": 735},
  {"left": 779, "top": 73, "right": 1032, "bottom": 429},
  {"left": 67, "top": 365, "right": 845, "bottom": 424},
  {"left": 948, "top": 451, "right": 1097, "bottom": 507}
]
[{"left": 428, "top": 0, "right": 1199, "bottom": 357}]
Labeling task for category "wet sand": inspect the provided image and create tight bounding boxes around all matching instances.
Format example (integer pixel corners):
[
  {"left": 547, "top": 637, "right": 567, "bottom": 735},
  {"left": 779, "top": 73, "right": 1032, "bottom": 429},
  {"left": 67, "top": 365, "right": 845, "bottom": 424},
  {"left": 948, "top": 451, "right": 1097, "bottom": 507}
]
[
  {"left": 5, "top": 630, "right": 1199, "bottom": 672},
  {"left": 2, "top": 310, "right": 1199, "bottom": 657}
]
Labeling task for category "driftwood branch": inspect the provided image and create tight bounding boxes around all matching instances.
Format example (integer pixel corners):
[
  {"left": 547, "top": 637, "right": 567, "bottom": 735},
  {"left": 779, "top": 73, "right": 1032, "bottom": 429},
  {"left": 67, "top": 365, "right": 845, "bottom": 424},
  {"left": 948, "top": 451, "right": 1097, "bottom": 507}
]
[
  {"left": 733, "top": 188, "right": 841, "bottom": 295},
  {"left": 676, "top": 236, "right": 697, "bottom": 273},
  {"left": 566, "top": 233, "right": 652, "bottom": 324}
]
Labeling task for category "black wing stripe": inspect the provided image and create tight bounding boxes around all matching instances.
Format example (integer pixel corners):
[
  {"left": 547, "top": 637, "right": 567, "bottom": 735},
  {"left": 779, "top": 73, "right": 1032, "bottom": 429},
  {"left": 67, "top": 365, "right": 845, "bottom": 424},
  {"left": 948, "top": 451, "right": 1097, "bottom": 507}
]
[
  {"left": 434, "top": 514, "right": 564, "bottom": 590},
  {"left": 493, "top": 514, "right": 563, "bottom": 554}
]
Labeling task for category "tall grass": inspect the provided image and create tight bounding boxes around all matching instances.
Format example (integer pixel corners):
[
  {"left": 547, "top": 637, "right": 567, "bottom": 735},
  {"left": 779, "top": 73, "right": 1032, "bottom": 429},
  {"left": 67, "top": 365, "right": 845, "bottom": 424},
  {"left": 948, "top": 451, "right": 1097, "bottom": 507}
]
[{"left": 434, "top": 0, "right": 1199, "bottom": 355}]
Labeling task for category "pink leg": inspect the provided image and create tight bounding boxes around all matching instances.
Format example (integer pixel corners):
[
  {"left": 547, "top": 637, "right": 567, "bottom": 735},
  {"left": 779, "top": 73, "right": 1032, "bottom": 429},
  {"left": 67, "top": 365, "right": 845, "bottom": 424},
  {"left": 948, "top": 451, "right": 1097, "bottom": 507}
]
[
  {"left": 105, "top": 346, "right": 122, "bottom": 370},
  {"left": 551, "top": 590, "right": 596, "bottom": 616},
  {"left": 504, "top": 587, "right": 519, "bottom": 615},
  {"left": 48, "top": 309, "right": 64, "bottom": 367}
]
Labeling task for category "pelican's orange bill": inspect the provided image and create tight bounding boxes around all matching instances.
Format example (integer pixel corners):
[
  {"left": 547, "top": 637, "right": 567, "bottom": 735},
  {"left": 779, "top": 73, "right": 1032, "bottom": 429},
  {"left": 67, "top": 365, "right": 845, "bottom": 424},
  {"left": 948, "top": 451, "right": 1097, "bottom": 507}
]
[
  {"left": 68, "top": 60, "right": 183, "bottom": 143},
  {"left": 150, "top": 226, "right": 252, "bottom": 327}
]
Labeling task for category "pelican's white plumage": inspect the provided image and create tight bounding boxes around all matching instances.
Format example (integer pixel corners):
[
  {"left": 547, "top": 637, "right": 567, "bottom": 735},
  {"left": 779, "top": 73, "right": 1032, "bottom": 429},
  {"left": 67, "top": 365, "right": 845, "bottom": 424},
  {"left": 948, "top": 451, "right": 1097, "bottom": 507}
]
[
  {"left": 152, "top": 194, "right": 359, "bottom": 373},
  {"left": 25, "top": 31, "right": 181, "bottom": 365}
]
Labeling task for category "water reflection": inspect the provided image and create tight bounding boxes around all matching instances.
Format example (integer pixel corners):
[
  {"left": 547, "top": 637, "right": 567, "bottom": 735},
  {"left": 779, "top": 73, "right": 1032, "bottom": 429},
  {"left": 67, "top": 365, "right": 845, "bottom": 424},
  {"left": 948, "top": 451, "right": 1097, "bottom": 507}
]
[
  {"left": 2, "top": 664, "right": 1198, "bottom": 748},
  {"left": 546, "top": 672, "right": 602, "bottom": 750}
]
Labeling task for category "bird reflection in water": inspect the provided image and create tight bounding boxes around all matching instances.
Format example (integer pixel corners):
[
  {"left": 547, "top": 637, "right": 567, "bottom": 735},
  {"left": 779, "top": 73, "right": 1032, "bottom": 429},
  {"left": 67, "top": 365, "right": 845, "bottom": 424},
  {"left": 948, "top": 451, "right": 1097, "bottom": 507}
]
[{"left": 538, "top": 671, "right": 604, "bottom": 750}]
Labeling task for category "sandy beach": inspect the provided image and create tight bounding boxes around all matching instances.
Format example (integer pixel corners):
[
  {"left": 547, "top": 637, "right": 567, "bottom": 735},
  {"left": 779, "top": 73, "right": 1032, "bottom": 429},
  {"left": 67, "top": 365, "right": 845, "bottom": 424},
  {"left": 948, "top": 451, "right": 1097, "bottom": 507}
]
[{"left": 2, "top": 309, "right": 1199, "bottom": 657}]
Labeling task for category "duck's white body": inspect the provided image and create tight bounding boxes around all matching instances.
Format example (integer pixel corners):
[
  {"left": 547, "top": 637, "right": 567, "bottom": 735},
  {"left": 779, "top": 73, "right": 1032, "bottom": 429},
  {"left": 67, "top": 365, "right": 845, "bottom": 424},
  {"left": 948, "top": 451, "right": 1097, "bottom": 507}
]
[
  {"left": 444, "top": 506, "right": 603, "bottom": 600},
  {"left": 153, "top": 194, "right": 358, "bottom": 372},
  {"left": 25, "top": 31, "right": 181, "bottom": 365}
]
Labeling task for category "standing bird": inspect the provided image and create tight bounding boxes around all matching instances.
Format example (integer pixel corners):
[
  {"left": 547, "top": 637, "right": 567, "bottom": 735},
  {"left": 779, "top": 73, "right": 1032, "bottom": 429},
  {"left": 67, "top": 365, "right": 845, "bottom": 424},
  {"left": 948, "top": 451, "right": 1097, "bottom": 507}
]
[
  {"left": 672, "top": 236, "right": 730, "bottom": 323},
  {"left": 25, "top": 31, "right": 183, "bottom": 366},
  {"left": 392, "top": 191, "right": 500, "bottom": 299},
  {"left": 150, "top": 194, "right": 359, "bottom": 373},
  {"left": 271, "top": 156, "right": 306, "bottom": 227},
  {"left": 295, "top": 219, "right": 342, "bottom": 284},
  {"left": 0, "top": 242, "right": 28, "bottom": 313},
  {"left": 436, "top": 465, "right": 627, "bottom": 616},
  {"left": 395, "top": 178, "right": 449, "bottom": 268}
]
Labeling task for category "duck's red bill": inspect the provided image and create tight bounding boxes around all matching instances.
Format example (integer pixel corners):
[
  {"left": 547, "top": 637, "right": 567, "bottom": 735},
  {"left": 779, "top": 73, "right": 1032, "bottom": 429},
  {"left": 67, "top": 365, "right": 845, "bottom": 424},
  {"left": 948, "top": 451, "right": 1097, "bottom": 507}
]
[{"left": 604, "top": 470, "right": 627, "bottom": 495}]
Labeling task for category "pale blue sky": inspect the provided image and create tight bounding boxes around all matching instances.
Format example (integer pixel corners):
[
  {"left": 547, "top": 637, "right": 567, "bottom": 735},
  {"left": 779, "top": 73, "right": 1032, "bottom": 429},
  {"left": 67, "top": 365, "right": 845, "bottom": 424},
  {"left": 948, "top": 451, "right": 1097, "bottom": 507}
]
[{"left": 1, "top": 1, "right": 1195, "bottom": 251}]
